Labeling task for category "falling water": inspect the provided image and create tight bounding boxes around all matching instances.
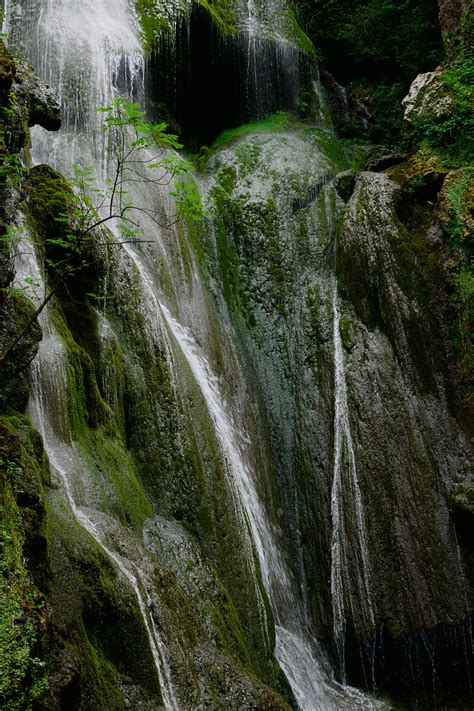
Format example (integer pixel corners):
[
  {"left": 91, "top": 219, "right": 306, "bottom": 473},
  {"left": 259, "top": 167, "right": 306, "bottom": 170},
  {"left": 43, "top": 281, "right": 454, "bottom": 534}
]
[
  {"left": 16, "top": 0, "right": 144, "bottom": 172},
  {"left": 11, "top": 228, "right": 179, "bottom": 707},
  {"left": 9, "top": 0, "right": 179, "bottom": 704},
  {"left": 1, "top": 0, "right": 11, "bottom": 34},
  {"left": 29, "top": 334, "right": 179, "bottom": 711},
  {"left": 160, "top": 302, "right": 384, "bottom": 710},
  {"left": 331, "top": 279, "right": 374, "bottom": 676},
  {"left": 245, "top": 0, "right": 259, "bottom": 110}
]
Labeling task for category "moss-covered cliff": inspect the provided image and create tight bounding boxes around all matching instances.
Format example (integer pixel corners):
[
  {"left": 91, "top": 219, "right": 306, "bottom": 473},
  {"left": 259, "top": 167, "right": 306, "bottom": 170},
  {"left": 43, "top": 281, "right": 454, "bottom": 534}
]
[
  {"left": 0, "top": 39, "right": 294, "bottom": 710},
  {"left": 1, "top": 0, "right": 472, "bottom": 708}
]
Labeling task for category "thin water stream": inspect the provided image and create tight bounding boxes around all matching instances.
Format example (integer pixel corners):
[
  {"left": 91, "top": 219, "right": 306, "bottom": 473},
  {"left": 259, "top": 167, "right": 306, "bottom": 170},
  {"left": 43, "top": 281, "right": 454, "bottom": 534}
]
[
  {"left": 160, "top": 300, "right": 384, "bottom": 710},
  {"left": 331, "top": 279, "right": 374, "bottom": 677}
]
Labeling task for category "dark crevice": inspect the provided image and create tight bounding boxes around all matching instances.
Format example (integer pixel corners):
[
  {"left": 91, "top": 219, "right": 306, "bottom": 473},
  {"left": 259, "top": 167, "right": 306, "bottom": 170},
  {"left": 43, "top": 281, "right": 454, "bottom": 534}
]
[{"left": 146, "top": 4, "right": 314, "bottom": 149}]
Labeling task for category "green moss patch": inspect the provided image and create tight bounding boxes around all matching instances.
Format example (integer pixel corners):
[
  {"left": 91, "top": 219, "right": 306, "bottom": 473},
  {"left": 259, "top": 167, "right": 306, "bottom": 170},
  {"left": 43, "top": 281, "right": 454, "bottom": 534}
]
[{"left": 0, "top": 417, "right": 49, "bottom": 710}]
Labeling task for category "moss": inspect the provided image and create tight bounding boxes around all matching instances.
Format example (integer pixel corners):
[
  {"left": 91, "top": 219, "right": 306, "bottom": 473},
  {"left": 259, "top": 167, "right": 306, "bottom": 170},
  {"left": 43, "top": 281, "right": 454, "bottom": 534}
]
[
  {"left": 135, "top": 0, "right": 182, "bottom": 50},
  {"left": 42, "top": 498, "right": 162, "bottom": 707},
  {"left": 47, "top": 302, "right": 153, "bottom": 531},
  {"left": 0, "top": 290, "right": 42, "bottom": 414},
  {"left": 195, "top": 0, "right": 237, "bottom": 34},
  {"left": 136, "top": 0, "right": 314, "bottom": 52},
  {"left": 26, "top": 165, "right": 73, "bottom": 245},
  {"left": 0, "top": 417, "right": 49, "bottom": 710},
  {"left": 136, "top": 0, "right": 238, "bottom": 50},
  {"left": 210, "top": 112, "right": 295, "bottom": 151},
  {"left": 339, "top": 313, "right": 355, "bottom": 351},
  {"left": 282, "top": 7, "right": 316, "bottom": 56}
]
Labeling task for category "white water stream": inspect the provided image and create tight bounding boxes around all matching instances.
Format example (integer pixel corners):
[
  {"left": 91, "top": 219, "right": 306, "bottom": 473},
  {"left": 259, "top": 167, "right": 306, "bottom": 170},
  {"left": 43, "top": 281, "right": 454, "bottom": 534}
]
[
  {"left": 159, "top": 302, "right": 384, "bottom": 710},
  {"left": 13, "top": 234, "right": 178, "bottom": 708},
  {"left": 331, "top": 280, "right": 374, "bottom": 677},
  {"left": 29, "top": 327, "right": 179, "bottom": 711}
]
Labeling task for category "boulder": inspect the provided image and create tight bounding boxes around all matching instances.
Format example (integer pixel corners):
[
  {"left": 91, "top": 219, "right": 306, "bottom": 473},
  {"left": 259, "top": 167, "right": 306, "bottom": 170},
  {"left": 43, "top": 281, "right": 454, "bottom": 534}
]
[{"left": 402, "top": 67, "right": 453, "bottom": 124}]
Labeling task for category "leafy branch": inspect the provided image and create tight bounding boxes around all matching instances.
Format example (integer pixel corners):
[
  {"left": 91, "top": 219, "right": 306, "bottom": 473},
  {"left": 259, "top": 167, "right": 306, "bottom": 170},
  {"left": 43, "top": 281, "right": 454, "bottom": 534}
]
[{"left": 0, "top": 98, "right": 205, "bottom": 365}]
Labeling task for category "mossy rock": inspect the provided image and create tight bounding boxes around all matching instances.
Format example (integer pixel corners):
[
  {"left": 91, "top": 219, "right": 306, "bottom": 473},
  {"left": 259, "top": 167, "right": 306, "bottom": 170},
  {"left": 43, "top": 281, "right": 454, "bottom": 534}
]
[
  {"left": 0, "top": 290, "right": 42, "bottom": 414},
  {"left": 40, "top": 497, "right": 162, "bottom": 709},
  {"left": 0, "top": 416, "right": 50, "bottom": 710},
  {"left": 26, "top": 165, "right": 105, "bottom": 297}
]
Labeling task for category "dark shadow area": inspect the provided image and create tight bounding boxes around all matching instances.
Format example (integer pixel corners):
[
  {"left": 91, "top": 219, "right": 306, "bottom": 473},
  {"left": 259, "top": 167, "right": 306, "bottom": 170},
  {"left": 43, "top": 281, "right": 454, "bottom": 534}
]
[
  {"left": 338, "top": 617, "right": 474, "bottom": 708},
  {"left": 146, "top": 4, "right": 314, "bottom": 149}
]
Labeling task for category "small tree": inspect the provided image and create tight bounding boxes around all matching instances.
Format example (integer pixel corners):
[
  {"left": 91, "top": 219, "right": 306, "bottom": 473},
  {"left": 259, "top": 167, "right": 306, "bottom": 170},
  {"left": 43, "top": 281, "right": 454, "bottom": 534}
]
[{"left": 0, "top": 98, "right": 203, "bottom": 365}]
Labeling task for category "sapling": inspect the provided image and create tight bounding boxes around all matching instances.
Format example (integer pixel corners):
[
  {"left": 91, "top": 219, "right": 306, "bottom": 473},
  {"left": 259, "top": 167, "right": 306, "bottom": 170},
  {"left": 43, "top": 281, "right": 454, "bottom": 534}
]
[{"left": 0, "top": 98, "right": 204, "bottom": 365}]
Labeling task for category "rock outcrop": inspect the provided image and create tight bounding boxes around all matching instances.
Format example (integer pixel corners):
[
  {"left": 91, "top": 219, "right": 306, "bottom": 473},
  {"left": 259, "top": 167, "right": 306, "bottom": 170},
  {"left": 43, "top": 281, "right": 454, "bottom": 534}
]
[
  {"left": 402, "top": 67, "right": 453, "bottom": 124},
  {"left": 205, "top": 128, "right": 473, "bottom": 705},
  {"left": 320, "top": 68, "right": 371, "bottom": 137},
  {"left": 0, "top": 39, "right": 60, "bottom": 156}
]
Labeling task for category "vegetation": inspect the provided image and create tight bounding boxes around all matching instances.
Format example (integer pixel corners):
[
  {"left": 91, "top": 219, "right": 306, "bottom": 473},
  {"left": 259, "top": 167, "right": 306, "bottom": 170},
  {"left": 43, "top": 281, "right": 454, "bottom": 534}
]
[
  {"left": 410, "top": 56, "right": 474, "bottom": 166},
  {"left": 211, "top": 112, "right": 294, "bottom": 149},
  {"left": 136, "top": 0, "right": 238, "bottom": 49},
  {"left": 0, "top": 419, "right": 49, "bottom": 710},
  {"left": 0, "top": 98, "right": 203, "bottom": 366},
  {"left": 296, "top": 0, "right": 444, "bottom": 144}
]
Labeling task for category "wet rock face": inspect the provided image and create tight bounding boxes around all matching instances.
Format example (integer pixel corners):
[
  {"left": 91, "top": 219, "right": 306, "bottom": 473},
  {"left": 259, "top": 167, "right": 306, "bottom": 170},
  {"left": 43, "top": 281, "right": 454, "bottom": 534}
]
[
  {"left": 16, "top": 62, "right": 61, "bottom": 132},
  {"left": 205, "top": 132, "right": 473, "bottom": 705},
  {"left": 336, "top": 171, "right": 473, "bottom": 698},
  {"left": 0, "top": 42, "right": 60, "bottom": 408},
  {"left": 338, "top": 171, "right": 471, "bottom": 608},
  {"left": 0, "top": 39, "right": 60, "bottom": 153}
]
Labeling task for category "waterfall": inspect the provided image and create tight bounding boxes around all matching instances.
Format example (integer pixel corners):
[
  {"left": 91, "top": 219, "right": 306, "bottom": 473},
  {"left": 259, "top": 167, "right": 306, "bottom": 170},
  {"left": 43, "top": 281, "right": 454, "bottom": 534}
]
[
  {"left": 12, "top": 227, "right": 178, "bottom": 707},
  {"left": 29, "top": 329, "right": 179, "bottom": 711},
  {"left": 1, "top": 0, "right": 11, "bottom": 34},
  {"left": 10, "top": 0, "right": 386, "bottom": 708},
  {"left": 159, "top": 302, "right": 384, "bottom": 711}
]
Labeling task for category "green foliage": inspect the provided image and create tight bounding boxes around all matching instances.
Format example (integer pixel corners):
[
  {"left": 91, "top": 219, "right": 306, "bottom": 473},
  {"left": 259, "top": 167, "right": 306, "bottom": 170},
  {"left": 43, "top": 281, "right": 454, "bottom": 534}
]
[
  {"left": 136, "top": 0, "right": 238, "bottom": 49},
  {"left": 348, "top": 81, "right": 405, "bottom": 144},
  {"left": 135, "top": 0, "right": 177, "bottom": 50},
  {"left": 298, "top": 0, "right": 442, "bottom": 81},
  {"left": 195, "top": 0, "right": 237, "bottom": 34},
  {"left": 444, "top": 169, "right": 474, "bottom": 372},
  {"left": 0, "top": 97, "right": 204, "bottom": 366},
  {"left": 172, "top": 179, "right": 208, "bottom": 222},
  {"left": 297, "top": 0, "right": 443, "bottom": 145},
  {"left": 411, "top": 58, "right": 474, "bottom": 166},
  {"left": 0, "top": 153, "right": 28, "bottom": 185}
]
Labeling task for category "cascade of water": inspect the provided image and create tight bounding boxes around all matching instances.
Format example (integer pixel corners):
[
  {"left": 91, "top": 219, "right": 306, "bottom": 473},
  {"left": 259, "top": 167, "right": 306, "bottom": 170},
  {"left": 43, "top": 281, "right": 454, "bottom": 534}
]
[
  {"left": 14, "top": 0, "right": 144, "bottom": 173},
  {"left": 29, "top": 337, "right": 179, "bottom": 711},
  {"left": 245, "top": 0, "right": 259, "bottom": 112},
  {"left": 12, "top": 230, "right": 178, "bottom": 708},
  {"left": 9, "top": 1, "right": 180, "bottom": 706},
  {"left": 2, "top": 0, "right": 11, "bottom": 34},
  {"left": 11, "top": 0, "right": 387, "bottom": 707},
  {"left": 330, "top": 279, "right": 374, "bottom": 676},
  {"left": 159, "top": 301, "right": 384, "bottom": 710}
]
